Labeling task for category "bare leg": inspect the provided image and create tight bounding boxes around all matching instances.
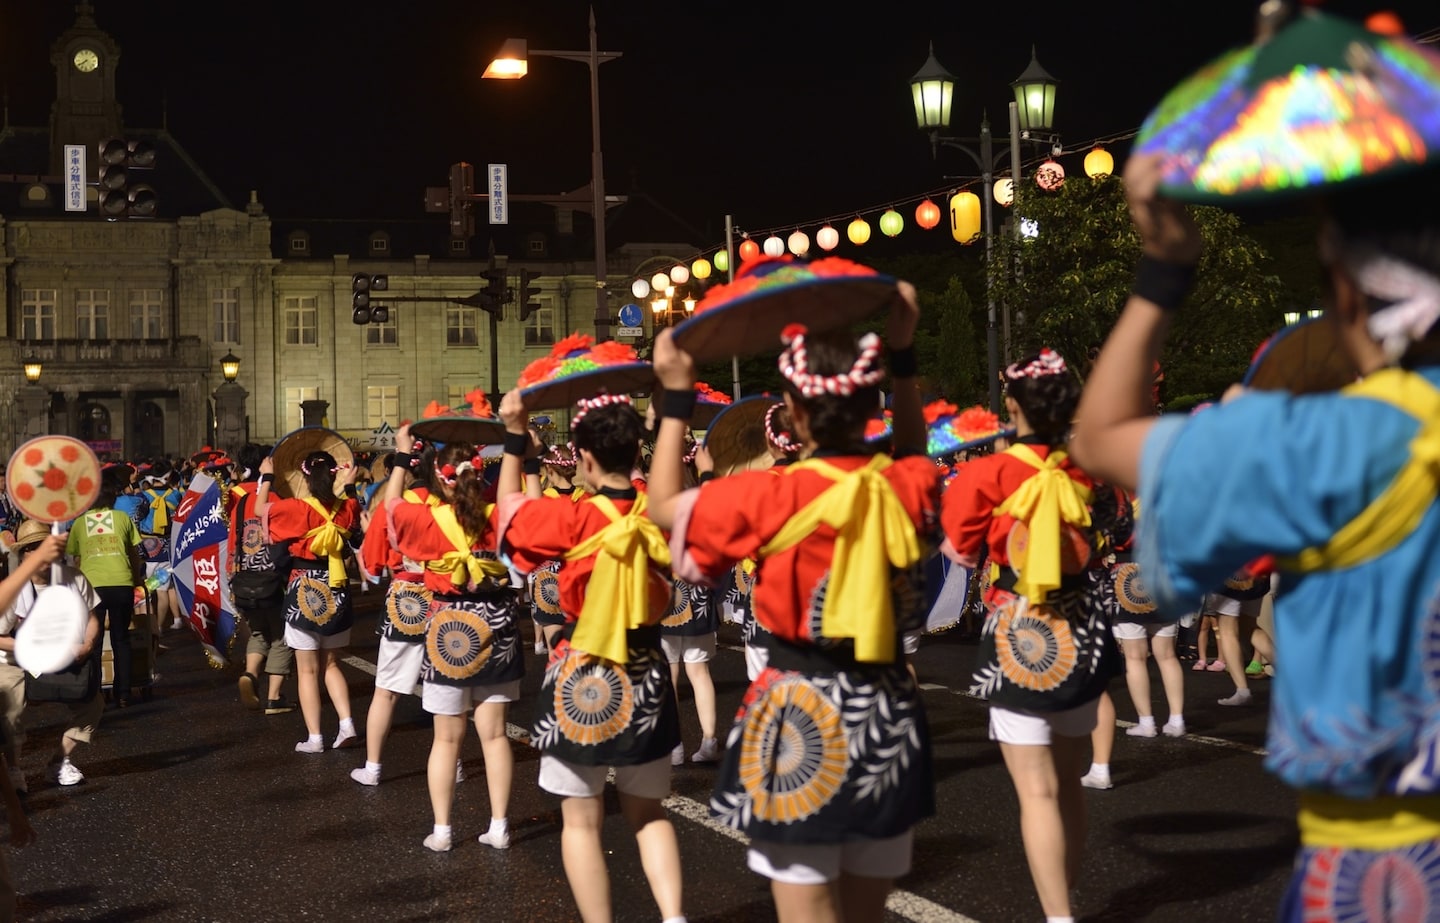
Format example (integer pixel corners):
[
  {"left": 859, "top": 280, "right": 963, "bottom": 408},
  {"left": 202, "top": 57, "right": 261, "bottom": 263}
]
[
  {"left": 1000, "top": 740, "right": 1075, "bottom": 918},
  {"left": 542, "top": 624, "right": 563, "bottom": 649},
  {"left": 1091, "top": 691, "right": 1114, "bottom": 765},
  {"left": 364, "top": 688, "right": 400, "bottom": 765},
  {"left": 684, "top": 660, "right": 717, "bottom": 739},
  {"left": 473, "top": 701, "right": 512, "bottom": 822},
  {"left": 294, "top": 649, "right": 322, "bottom": 737},
  {"left": 618, "top": 793, "right": 684, "bottom": 921},
  {"left": 560, "top": 795, "right": 612, "bottom": 923},
  {"left": 1217, "top": 616, "right": 1248, "bottom": 692},
  {"left": 428, "top": 713, "right": 464, "bottom": 828},
  {"left": 1120, "top": 637, "right": 1153, "bottom": 720},
  {"left": 321, "top": 649, "right": 352, "bottom": 722},
  {"left": 1053, "top": 735, "right": 1089, "bottom": 888},
  {"left": 266, "top": 671, "right": 285, "bottom": 701},
  {"left": 770, "top": 882, "right": 840, "bottom": 923},
  {"left": 1249, "top": 620, "right": 1276, "bottom": 666},
  {"left": 837, "top": 873, "right": 894, "bottom": 923},
  {"left": 1152, "top": 634, "right": 1185, "bottom": 720},
  {"left": 1195, "top": 615, "right": 1212, "bottom": 662}
]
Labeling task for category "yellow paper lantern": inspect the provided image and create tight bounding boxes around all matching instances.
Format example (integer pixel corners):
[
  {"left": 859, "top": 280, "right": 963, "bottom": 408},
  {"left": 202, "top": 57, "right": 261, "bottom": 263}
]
[
  {"left": 816, "top": 225, "right": 840, "bottom": 251},
  {"left": 787, "top": 230, "right": 810, "bottom": 256},
  {"left": 879, "top": 208, "right": 904, "bottom": 238},
  {"left": 949, "top": 191, "right": 981, "bottom": 245},
  {"left": 993, "top": 178, "right": 1014, "bottom": 207},
  {"left": 714, "top": 249, "right": 730, "bottom": 273},
  {"left": 847, "top": 217, "right": 871, "bottom": 246},
  {"left": 692, "top": 258, "right": 712, "bottom": 280},
  {"left": 915, "top": 198, "right": 941, "bottom": 230},
  {"left": 1084, "top": 146, "right": 1114, "bottom": 179},
  {"left": 651, "top": 272, "right": 670, "bottom": 292}
]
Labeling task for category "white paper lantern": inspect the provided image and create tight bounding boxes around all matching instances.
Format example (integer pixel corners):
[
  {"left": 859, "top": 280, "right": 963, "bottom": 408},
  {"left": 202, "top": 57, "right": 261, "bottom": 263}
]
[
  {"left": 651, "top": 272, "right": 670, "bottom": 292},
  {"left": 669, "top": 264, "right": 689, "bottom": 285},
  {"left": 787, "top": 230, "right": 810, "bottom": 256},
  {"left": 631, "top": 278, "right": 651, "bottom": 299},
  {"left": 763, "top": 235, "right": 786, "bottom": 258},
  {"left": 816, "top": 225, "right": 840, "bottom": 251}
]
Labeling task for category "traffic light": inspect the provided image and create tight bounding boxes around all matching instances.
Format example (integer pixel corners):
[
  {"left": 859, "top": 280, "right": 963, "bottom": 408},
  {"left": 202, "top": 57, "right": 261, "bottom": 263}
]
[
  {"left": 517, "top": 270, "right": 543, "bottom": 321},
  {"left": 449, "top": 162, "right": 475, "bottom": 239},
  {"left": 97, "top": 137, "right": 157, "bottom": 219},
  {"left": 351, "top": 273, "right": 390, "bottom": 325},
  {"left": 476, "top": 268, "right": 506, "bottom": 317}
]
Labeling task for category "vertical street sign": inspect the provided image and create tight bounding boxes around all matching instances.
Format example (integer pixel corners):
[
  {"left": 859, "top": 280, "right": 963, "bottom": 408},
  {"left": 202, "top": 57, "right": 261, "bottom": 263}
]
[
  {"left": 64, "top": 144, "right": 86, "bottom": 212},
  {"left": 488, "top": 163, "right": 508, "bottom": 225}
]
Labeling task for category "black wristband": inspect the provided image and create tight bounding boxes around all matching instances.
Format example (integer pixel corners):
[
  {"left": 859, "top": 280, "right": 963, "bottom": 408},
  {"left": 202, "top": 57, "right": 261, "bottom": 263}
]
[
  {"left": 392, "top": 451, "right": 413, "bottom": 470},
  {"left": 503, "top": 432, "right": 529, "bottom": 457},
  {"left": 698, "top": 471, "right": 716, "bottom": 483},
  {"left": 344, "top": 484, "right": 358, "bottom": 497},
  {"left": 660, "top": 389, "right": 697, "bottom": 420},
  {"left": 889, "top": 345, "right": 918, "bottom": 378},
  {"left": 523, "top": 458, "right": 542, "bottom": 476},
  {"left": 1133, "top": 255, "right": 1197, "bottom": 311},
  {"left": 259, "top": 473, "right": 274, "bottom": 486}
]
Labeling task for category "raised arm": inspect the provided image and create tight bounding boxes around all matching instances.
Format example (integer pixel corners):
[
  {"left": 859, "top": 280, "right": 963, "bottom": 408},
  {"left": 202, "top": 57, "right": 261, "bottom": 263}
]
[
  {"left": 647, "top": 328, "right": 697, "bottom": 531},
  {"left": 887, "top": 281, "right": 924, "bottom": 455}
]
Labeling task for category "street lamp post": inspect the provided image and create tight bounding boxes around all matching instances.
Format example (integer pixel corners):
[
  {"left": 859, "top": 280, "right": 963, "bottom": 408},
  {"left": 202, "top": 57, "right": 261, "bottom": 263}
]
[
  {"left": 485, "top": 8, "right": 622, "bottom": 342},
  {"left": 213, "top": 351, "right": 248, "bottom": 456},
  {"left": 910, "top": 44, "right": 1059, "bottom": 413}
]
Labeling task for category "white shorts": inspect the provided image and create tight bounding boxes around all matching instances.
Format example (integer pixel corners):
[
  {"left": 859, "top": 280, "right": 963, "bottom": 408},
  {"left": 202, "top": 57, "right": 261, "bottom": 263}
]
[
  {"left": 745, "top": 643, "right": 770, "bottom": 682},
  {"left": 375, "top": 637, "right": 425, "bottom": 694},
  {"left": 903, "top": 630, "right": 921, "bottom": 655},
  {"left": 422, "top": 680, "right": 521, "bottom": 716},
  {"left": 1112, "top": 621, "right": 1178, "bottom": 641},
  {"left": 1202, "top": 593, "right": 1263, "bottom": 618},
  {"left": 283, "top": 624, "right": 351, "bottom": 651},
  {"left": 537, "top": 754, "right": 670, "bottom": 799},
  {"left": 989, "top": 698, "right": 1101, "bottom": 746},
  {"left": 661, "top": 632, "right": 716, "bottom": 665},
  {"left": 746, "top": 831, "right": 915, "bottom": 885}
]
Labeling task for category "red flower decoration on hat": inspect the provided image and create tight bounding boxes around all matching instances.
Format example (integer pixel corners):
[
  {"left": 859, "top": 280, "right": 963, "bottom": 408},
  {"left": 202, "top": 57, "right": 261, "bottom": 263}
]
[
  {"left": 781, "top": 323, "right": 808, "bottom": 342},
  {"left": 551, "top": 333, "right": 594, "bottom": 358},
  {"left": 465, "top": 388, "right": 494, "bottom": 418},
  {"left": 923, "top": 400, "right": 958, "bottom": 424},
  {"left": 864, "top": 417, "right": 889, "bottom": 440},
  {"left": 695, "top": 382, "right": 733, "bottom": 405},
  {"left": 518, "top": 356, "right": 562, "bottom": 388},
  {"left": 953, "top": 406, "right": 1002, "bottom": 439},
  {"left": 589, "top": 341, "right": 638, "bottom": 364},
  {"left": 423, "top": 400, "right": 451, "bottom": 418}
]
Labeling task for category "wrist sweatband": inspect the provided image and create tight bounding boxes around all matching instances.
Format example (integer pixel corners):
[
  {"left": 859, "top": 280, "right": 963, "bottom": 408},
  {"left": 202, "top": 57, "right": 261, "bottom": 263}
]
[
  {"left": 259, "top": 474, "right": 274, "bottom": 486},
  {"left": 698, "top": 471, "right": 716, "bottom": 483},
  {"left": 523, "top": 458, "right": 542, "bottom": 476},
  {"left": 392, "top": 451, "right": 413, "bottom": 469},
  {"left": 503, "top": 432, "right": 529, "bottom": 457},
  {"left": 889, "top": 345, "right": 918, "bottom": 378},
  {"left": 660, "top": 389, "right": 697, "bottom": 419},
  {"left": 344, "top": 484, "right": 358, "bottom": 496},
  {"left": 1133, "top": 255, "right": 1196, "bottom": 311}
]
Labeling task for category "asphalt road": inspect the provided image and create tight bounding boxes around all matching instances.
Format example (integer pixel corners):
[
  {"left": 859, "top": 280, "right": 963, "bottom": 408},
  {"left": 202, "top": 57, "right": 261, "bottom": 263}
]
[{"left": 5, "top": 595, "right": 1295, "bottom": 922}]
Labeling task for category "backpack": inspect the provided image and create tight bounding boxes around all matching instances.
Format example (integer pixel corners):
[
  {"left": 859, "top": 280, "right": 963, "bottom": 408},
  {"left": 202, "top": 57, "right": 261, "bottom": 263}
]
[{"left": 230, "top": 491, "right": 284, "bottom": 607}]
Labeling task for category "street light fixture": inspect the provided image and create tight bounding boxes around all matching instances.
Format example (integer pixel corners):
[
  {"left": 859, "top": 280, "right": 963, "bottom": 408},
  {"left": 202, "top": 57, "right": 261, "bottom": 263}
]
[
  {"left": 22, "top": 355, "right": 42, "bottom": 384},
  {"left": 484, "top": 8, "right": 622, "bottom": 342},
  {"left": 910, "top": 42, "right": 1059, "bottom": 414},
  {"left": 220, "top": 350, "right": 241, "bottom": 382}
]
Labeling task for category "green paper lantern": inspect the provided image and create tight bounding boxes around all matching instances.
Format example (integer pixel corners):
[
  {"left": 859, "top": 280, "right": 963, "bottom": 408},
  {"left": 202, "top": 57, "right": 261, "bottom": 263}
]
[{"left": 879, "top": 208, "right": 904, "bottom": 238}]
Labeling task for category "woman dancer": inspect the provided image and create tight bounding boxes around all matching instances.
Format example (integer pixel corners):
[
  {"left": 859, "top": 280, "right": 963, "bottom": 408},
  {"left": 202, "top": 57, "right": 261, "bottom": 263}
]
[
  {"left": 647, "top": 287, "right": 937, "bottom": 923},
  {"left": 267, "top": 450, "right": 362, "bottom": 753},
  {"left": 530, "top": 441, "right": 583, "bottom": 654}
]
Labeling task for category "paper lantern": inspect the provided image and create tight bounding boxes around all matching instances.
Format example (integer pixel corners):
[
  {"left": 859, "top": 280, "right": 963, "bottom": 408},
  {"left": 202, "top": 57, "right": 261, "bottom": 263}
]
[
  {"left": 816, "top": 225, "right": 840, "bottom": 251},
  {"left": 692, "top": 258, "right": 712, "bottom": 280},
  {"left": 738, "top": 239, "right": 760, "bottom": 262},
  {"left": 1035, "top": 160, "right": 1065, "bottom": 191},
  {"left": 847, "top": 217, "right": 871, "bottom": 246},
  {"left": 949, "top": 191, "right": 981, "bottom": 245},
  {"left": 879, "top": 209, "right": 904, "bottom": 238},
  {"left": 915, "top": 199, "right": 941, "bottom": 230},
  {"left": 993, "top": 178, "right": 1014, "bottom": 207},
  {"left": 1084, "top": 147, "right": 1114, "bottom": 179},
  {"left": 714, "top": 249, "right": 730, "bottom": 273},
  {"left": 631, "top": 278, "right": 651, "bottom": 299},
  {"left": 787, "top": 230, "right": 810, "bottom": 256},
  {"left": 670, "top": 264, "right": 690, "bottom": 285},
  {"left": 651, "top": 272, "right": 670, "bottom": 292},
  {"left": 1020, "top": 217, "right": 1040, "bottom": 239},
  {"left": 763, "top": 235, "right": 785, "bottom": 258}
]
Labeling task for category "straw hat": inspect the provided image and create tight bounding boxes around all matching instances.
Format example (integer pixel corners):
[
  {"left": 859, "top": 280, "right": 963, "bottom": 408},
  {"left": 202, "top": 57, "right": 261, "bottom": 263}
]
[
  {"left": 270, "top": 426, "right": 356, "bottom": 500},
  {"left": 1244, "top": 314, "right": 1356, "bottom": 394},
  {"left": 703, "top": 395, "right": 778, "bottom": 476},
  {"left": 11, "top": 518, "right": 50, "bottom": 552}
]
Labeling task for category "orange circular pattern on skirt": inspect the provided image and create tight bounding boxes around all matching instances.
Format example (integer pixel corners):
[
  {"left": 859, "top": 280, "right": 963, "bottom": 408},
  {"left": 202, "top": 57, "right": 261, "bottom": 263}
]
[
  {"left": 553, "top": 654, "right": 635, "bottom": 747},
  {"left": 994, "top": 599, "right": 1078, "bottom": 692},
  {"left": 1005, "top": 522, "right": 1092, "bottom": 576},
  {"left": 1113, "top": 562, "right": 1156, "bottom": 615},
  {"left": 296, "top": 574, "right": 338, "bottom": 626},
  {"left": 386, "top": 583, "right": 433, "bottom": 636},
  {"left": 426, "top": 606, "right": 494, "bottom": 680},
  {"left": 738, "top": 677, "right": 849, "bottom": 825},
  {"left": 663, "top": 582, "right": 695, "bottom": 628},
  {"left": 533, "top": 569, "right": 563, "bottom": 617}
]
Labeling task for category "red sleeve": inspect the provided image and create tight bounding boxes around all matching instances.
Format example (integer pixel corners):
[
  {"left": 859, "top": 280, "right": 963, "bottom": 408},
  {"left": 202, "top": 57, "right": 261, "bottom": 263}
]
[
  {"left": 941, "top": 453, "right": 1007, "bottom": 559},
  {"left": 681, "top": 471, "right": 777, "bottom": 580},
  {"left": 500, "top": 496, "right": 579, "bottom": 573},
  {"left": 360, "top": 499, "right": 392, "bottom": 579}
]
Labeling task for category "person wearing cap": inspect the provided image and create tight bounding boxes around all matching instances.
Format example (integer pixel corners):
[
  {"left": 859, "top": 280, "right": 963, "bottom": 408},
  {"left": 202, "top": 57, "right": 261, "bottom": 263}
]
[
  {"left": 1074, "top": 20, "right": 1440, "bottom": 919},
  {"left": 2, "top": 519, "right": 103, "bottom": 788}
]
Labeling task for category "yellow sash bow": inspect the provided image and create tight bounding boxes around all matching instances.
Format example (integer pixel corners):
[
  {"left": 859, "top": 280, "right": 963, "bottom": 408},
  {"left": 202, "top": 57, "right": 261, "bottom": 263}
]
[
  {"left": 992, "top": 445, "right": 1092, "bottom": 603},
  {"left": 758, "top": 457, "right": 922, "bottom": 664},
  {"left": 301, "top": 498, "right": 350, "bottom": 588},
  {"left": 143, "top": 489, "right": 170, "bottom": 533},
  {"left": 427, "top": 503, "right": 509, "bottom": 589},
  {"left": 563, "top": 493, "right": 671, "bottom": 664},
  {"left": 402, "top": 489, "right": 441, "bottom": 508},
  {"left": 1281, "top": 369, "right": 1440, "bottom": 573}
]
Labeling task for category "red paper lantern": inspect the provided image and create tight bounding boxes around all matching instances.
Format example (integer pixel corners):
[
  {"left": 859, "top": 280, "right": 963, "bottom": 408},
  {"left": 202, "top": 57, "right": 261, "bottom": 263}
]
[
  {"left": 915, "top": 198, "right": 941, "bottom": 230},
  {"left": 738, "top": 239, "right": 760, "bottom": 262}
]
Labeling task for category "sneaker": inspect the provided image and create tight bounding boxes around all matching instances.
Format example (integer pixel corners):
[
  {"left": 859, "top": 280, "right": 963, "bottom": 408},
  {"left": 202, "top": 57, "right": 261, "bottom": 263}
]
[
  {"left": 1080, "top": 770, "right": 1113, "bottom": 790},
  {"left": 1264, "top": 664, "right": 1276, "bottom": 678},
  {"left": 295, "top": 738, "right": 325, "bottom": 754},
  {"left": 1163, "top": 719, "right": 1187, "bottom": 738},
  {"left": 350, "top": 766, "right": 381, "bottom": 786},
  {"left": 264, "top": 698, "right": 297, "bottom": 715},
  {"left": 1125, "top": 723, "right": 1158, "bottom": 738},
  {"left": 332, "top": 728, "right": 360, "bottom": 750},
  {"left": 1206, "top": 659, "right": 1228, "bottom": 672},
  {"left": 1218, "top": 689, "right": 1253, "bottom": 706},
  {"left": 671, "top": 742, "right": 685, "bottom": 766},
  {"left": 533, "top": 641, "right": 546, "bottom": 655},
  {"left": 169, "top": 619, "right": 183, "bottom": 631},
  {"left": 1191, "top": 659, "right": 1209, "bottom": 672},
  {"left": 692, "top": 737, "right": 721, "bottom": 763},
  {"left": 477, "top": 828, "right": 511, "bottom": 850},
  {"left": 455, "top": 760, "right": 465, "bottom": 784},
  {"left": 50, "top": 759, "right": 84, "bottom": 787},
  {"left": 237, "top": 673, "right": 261, "bottom": 709},
  {"left": 423, "top": 833, "right": 452, "bottom": 853},
  {"left": 1245, "top": 660, "right": 1265, "bottom": 677}
]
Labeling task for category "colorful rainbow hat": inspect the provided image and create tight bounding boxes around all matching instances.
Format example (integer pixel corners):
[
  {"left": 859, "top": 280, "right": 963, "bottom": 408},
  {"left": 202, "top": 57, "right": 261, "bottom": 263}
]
[{"left": 517, "top": 333, "right": 654, "bottom": 412}]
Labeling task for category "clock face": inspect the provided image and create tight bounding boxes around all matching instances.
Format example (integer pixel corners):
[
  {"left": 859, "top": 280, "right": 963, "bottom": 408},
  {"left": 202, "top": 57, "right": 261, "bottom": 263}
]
[{"left": 72, "top": 49, "right": 99, "bottom": 73}]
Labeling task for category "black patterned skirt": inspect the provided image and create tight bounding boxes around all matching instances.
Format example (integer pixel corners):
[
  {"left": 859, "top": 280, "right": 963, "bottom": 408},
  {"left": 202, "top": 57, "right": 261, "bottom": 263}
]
[
  {"left": 380, "top": 577, "right": 433, "bottom": 642},
  {"left": 284, "top": 567, "right": 354, "bottom": 637},
  {"left": 421, "top": 590, "right": 525, "bottom": 688},
  {"left": 531, "top": 625, "right": 681, "bottom": 767},
  {"left": 661, "top": 579, "right": 718, "bottom": 638},
  {"left": 528, "top": 561, "right": 567, "bottom": 628},
  {"left": 710, "top": 645, "right": 935, "bottom": 844}
]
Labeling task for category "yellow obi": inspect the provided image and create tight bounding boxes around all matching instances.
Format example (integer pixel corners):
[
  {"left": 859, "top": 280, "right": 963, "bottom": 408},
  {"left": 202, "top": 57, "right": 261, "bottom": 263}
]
[
  {"left": 426, "top": 503, "right": 509, "bottom": 590},
  {"left": 758, "top": 456, "right": 922, "bottom": 664},
  {"left": 1299, "top": 793, "right": 1440, "bottom": 850},
  {"left": 143, "top": 488, "right": 171, "bottom": 533},
  {"left": 993, "top": 445, "right": 1092, "bottom": 603},
  {"left": 402, "top": 488, "right": 441, "bottom": 508},
  {"left": 563, "top": 493, "right": 671, "bottom": 664},
  {"left": 301, "top": 498, "right": 350, "bottom": 588}
]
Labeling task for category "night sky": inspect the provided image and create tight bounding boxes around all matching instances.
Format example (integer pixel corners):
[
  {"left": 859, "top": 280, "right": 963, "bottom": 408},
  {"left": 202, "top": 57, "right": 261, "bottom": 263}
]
[{"left": 1, "top": 0, "right": 1436, "bottom": 238}]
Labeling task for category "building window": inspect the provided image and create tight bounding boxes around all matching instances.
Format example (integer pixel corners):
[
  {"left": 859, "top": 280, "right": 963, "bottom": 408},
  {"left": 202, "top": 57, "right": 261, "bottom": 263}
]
[
  {"left": 76, "top": 289, "right": 110, "bottom": 340},
  {"left": 369, "top": 232, "right": 390, "bottom": 254},
  {"left": 20, "top": 289, "right": 56, "bottom": 340},
  {"left": 365, "top": 315, "right": 398, "bottom": 347},
  {"left": 366, "top": 385, "right": 400, "bottom": 429},
  {"left": 449, "top": 239, "right": 468, "bottom": 254},
  {"left": 446, "top": 306, "right": 478, "bottom": 346},
  {"left": 213, "top": 288, "right": 239, "bottom": 343},
  {"left": 288, "top": 232, "right": 309, "bottom": 254},
  {"left": 285, "top": 386, "right": 319, "bottom": 432},
  {"left": 527, "top": 236, "right": 546, "bottom": 256},
  {"left": 130, "top": 289, "right": 163, "bottom": 339},
  {"left": 283, "top": 296, "right": 318, "bottom": 346},
  {"left": 524, "top": 306, "right": 555, "bottom": 347}
]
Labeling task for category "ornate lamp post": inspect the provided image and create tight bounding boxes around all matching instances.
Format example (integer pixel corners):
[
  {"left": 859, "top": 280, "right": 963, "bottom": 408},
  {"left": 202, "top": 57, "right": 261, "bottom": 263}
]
[
  {"left": 212, "top": 350, "right": 248, "bottom": 455},
  {"left": 17, "top": 354, "right": 47, "bottom": 445}
]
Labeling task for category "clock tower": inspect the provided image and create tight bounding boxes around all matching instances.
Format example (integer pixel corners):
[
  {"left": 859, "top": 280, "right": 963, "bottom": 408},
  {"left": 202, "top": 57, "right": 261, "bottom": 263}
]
[{"left": 48, "top": 1, "right": 123, "bottom": 176}]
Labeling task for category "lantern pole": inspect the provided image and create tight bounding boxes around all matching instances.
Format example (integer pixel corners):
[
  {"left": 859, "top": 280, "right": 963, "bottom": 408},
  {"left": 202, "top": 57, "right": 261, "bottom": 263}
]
[
  {"left": 1005, "top": 100, "right": 1024, "bottom": 365},
  {"left": 725, "top": 213, "right": 740, "bottom": 399},
  {"left": 981, "top": 117, "right": 1001, "bottom": 415}
]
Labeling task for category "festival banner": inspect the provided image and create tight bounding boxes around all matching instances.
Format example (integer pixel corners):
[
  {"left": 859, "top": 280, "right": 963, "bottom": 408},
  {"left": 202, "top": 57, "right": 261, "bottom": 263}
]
[{"left": 169, "top": 472, "right": 236, "bottom": 667}]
